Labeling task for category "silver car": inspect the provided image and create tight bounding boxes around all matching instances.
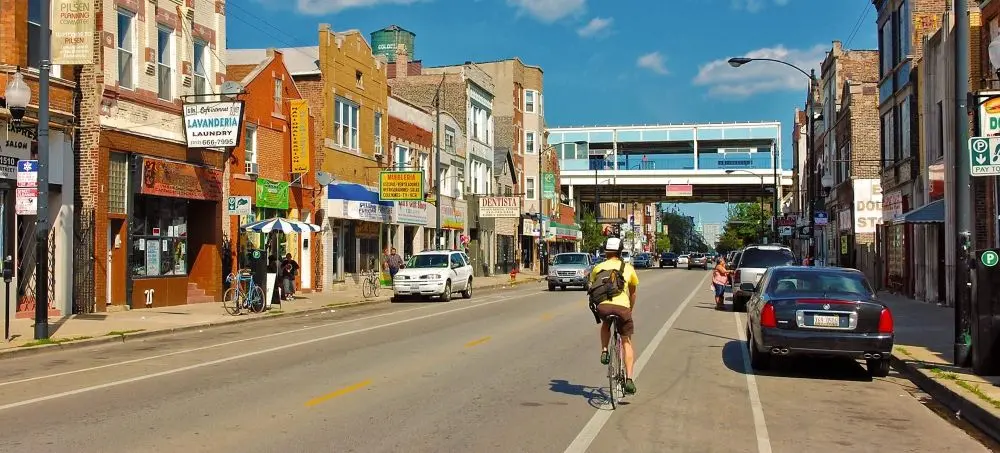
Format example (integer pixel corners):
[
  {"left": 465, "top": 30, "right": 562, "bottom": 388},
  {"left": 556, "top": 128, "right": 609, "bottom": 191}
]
[
  {"left": 547, "top": 252, "right": 594, "bottom": 291},
  {"left": 732, "top": 245, "right": 796, "bottom": 312}
]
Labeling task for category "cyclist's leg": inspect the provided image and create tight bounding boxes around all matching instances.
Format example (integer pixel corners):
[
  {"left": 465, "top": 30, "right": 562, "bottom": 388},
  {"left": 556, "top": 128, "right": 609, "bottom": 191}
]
[
  {"left": 615, "top": 309, "right": 637, "bottom": 394},
  {"left": 595, "top": 304, "right": 615, "bottom": 364}
]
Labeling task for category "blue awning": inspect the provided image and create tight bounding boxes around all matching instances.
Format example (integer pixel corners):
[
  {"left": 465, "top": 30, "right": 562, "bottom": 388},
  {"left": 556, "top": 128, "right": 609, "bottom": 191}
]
[
  {"left": 327, "top": 182, "right": 392, "bottom": 206},
  {"left": 894, "top": 199, "right": 944, "bottom": 224}
]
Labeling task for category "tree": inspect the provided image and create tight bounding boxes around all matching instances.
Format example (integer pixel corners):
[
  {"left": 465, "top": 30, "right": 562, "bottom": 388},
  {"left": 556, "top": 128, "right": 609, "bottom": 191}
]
[
  {"left": 579, "top": 211, "right": 606, "bottom": 253},
  {"left": 655, "top": 233, "right": 671, "bottom": 253},
  {"left": 716, "top": 229, "right": 744, "bottom": 253},
  {"left": 722, "top": 202, "right": 768, "bottom": 246}
]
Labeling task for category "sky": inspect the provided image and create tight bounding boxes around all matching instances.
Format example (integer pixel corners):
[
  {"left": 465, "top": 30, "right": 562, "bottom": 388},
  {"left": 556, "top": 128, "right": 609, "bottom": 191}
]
[{"left": 230, "top": 0, "right": 878, "bottom": 224}]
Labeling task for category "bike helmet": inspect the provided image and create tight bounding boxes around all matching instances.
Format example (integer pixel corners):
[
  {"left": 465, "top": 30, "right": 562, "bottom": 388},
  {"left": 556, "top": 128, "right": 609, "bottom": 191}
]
[{"left": 603, "top": 237, "right": 624, "bottom": 253}]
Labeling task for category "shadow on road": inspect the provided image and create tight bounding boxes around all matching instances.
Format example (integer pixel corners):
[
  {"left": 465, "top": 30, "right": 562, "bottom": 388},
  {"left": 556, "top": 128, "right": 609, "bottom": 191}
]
[
  {"left": 548, "top": 379, "right": 612, "bottom": 409},
  {"left": 721, "top": 340, "right": 873, "bottom": 382}
]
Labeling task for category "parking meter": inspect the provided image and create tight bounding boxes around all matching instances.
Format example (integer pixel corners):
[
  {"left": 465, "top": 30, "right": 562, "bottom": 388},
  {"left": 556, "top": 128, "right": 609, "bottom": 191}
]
[
  {"left": 3, "top": 256, "right": 12, "bottom": 283},
  {"left": 3, "top": 256, "right": 11, "bottom": 341}
]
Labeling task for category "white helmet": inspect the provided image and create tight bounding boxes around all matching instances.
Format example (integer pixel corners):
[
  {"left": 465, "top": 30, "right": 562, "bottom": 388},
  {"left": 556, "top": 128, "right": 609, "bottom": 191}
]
[{"left": 603, "top": 237, "right": 624, "bottom": 253}]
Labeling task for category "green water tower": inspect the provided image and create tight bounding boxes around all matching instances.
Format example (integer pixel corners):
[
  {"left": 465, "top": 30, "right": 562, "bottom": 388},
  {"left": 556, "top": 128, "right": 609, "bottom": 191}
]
[{"left": 370, "top": 25, "right": 415, "bottom": 63}]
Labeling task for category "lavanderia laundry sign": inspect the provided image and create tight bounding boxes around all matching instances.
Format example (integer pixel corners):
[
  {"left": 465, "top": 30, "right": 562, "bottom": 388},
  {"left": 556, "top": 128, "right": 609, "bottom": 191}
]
[{"left": 182, "top": 101, "right": 245, "bottom": 149}]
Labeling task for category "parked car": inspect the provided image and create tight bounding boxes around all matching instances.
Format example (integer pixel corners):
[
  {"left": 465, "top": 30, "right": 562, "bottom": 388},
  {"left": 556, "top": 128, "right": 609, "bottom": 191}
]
[
  {"left": 547, "top": 252, "right": 594, "bottom": 291},
  {"left": 677, "top": 254, "right": 690, "bottom": 266},
  {"left": 659, "top": 252, "right": 678, "bottom": 268},
  {"left": 744, "top": 266, "right": 894, "bottom": 378},
  {"left": 687, "top": 253, "right": 708, "bottom": 270},
  {"left": 726, "top": 250, "right": 743, "bottom": 285},
  {"left": 633, "top": 253, "right": 653, "bottom": 268},
  {"left": 392, "top": 250, "right": 473, "bottom": 302},
  {"left": 731, "top": 245, "right": 796, "bottom": 312},
  {"left": 621, "top": 250, "right": 633, "bottom": 264}
]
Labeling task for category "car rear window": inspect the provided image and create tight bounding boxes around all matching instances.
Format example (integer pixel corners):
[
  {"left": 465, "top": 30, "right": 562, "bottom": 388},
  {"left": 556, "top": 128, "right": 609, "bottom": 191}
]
[
  {"left": 738, "top": 247, "right": 795, "bottom": 268},
  {"left": 767, "top": 270, "right": 874, "bottom": 296},
  {"left": 553, "top": 254, "right": 589, "bottom": 265}
]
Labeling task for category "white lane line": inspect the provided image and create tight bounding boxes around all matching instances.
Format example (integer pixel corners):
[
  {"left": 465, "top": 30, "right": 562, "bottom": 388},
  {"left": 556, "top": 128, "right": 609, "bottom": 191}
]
[
  {"left": 0, "top": 290, "right": 546, "bottom": 412},
  {"left": 564, "top": 272, "right": 710, "bottom": 453},
  {"left": 0, "top": 288, "right": 543, "bottom": 389},
  {"left": 733, "top": 312, "right": 773, "bottom": 453}
]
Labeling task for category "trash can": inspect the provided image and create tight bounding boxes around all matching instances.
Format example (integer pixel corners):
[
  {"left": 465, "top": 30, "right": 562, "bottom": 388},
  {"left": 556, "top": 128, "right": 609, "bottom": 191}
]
[{"left": 972, "top": 249, "right": 1000, "bottom": 375}]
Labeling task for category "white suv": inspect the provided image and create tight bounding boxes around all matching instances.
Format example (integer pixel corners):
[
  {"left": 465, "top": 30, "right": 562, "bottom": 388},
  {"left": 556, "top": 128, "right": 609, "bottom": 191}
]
[{"left": 391, "top": 250, "right": 474, "bottom": 302}]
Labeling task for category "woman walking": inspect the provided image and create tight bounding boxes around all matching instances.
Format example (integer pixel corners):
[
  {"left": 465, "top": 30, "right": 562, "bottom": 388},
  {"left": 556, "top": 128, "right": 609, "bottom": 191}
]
[{"left": 711, "top": 257, "right": 732, "bottom": 311}]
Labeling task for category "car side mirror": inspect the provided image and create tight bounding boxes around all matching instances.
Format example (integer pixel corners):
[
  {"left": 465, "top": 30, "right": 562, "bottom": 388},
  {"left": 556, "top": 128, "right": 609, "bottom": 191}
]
[{"left": 739, "top": 282, "right": 757, "bottom": 292}]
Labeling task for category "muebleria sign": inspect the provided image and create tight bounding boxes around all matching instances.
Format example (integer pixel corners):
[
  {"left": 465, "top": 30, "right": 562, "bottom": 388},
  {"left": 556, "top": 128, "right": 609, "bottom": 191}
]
[
  {"left": 182, "top": 101, "right": 245, "bottom": 149},
  {"left": 478, "top": 196, "right": 519, "bottom": 218}
]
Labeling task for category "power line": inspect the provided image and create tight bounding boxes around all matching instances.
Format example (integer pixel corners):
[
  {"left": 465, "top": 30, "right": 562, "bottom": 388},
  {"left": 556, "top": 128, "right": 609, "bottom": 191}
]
[{"left": 845, "top": 3, "right": 873, "bottom": 49}]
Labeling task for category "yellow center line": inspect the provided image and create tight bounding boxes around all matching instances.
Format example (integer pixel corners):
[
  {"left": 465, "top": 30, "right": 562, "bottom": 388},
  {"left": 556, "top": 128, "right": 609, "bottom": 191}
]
[
  {"left": 304, "top": 379, "right": 372, "bottom": 407},
  {"left": 464, "top": 336, "right": 492, "bottom": 348}
]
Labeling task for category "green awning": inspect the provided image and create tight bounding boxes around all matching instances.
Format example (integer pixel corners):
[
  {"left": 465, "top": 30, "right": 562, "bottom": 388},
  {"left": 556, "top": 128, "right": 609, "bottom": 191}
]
[{"left": 548, "top": 222, "right": 582, "bottom": 241}]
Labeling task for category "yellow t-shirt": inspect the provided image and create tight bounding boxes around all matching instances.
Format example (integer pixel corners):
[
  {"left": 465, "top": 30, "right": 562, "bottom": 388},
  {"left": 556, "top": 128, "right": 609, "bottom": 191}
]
[{"left": 589, "top": 258, "right": 640, "bottom": 309}]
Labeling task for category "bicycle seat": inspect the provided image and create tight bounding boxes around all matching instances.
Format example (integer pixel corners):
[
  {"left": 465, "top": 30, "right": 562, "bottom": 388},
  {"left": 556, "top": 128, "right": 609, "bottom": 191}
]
[{"left": 605, "top": 314, "right": 622, "bottom": 322}]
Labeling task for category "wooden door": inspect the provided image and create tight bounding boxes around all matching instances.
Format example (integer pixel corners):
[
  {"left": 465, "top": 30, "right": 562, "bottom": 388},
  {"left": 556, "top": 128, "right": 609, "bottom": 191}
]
[{"left": 109, "top": 219, "right": 127, "bottom": 305}]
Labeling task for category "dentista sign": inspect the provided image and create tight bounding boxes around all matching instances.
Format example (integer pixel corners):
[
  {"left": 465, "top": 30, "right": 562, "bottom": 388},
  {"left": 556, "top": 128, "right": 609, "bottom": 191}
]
[
  {"left": 182, "top": 101, "right": 245, "bottom": 149},
  {"left": 478, "top": 197, "right": 519, "bottom": 218}
]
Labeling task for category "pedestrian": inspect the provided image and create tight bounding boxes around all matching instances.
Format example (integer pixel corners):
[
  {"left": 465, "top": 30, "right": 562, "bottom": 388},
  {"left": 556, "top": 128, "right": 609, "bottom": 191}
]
[
  {"left": 386, "top": 247, "right": 404, "bottom": 282},
  {"left": 711, "top": 257, "right": 732, "bottom": 310},
  {"left": 281, "top": 253, "right": 299, "bottom": 300}
]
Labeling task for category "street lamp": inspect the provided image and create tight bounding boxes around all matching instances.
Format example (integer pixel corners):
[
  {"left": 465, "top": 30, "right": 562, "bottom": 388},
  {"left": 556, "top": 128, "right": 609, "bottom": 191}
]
[
  {"left": 3, "top": 69, "right": 30, "bottom": 123},
  {"left": 729, "top": 56, "right": 817, "bottom": 262},
  {"left": 820, "top": 173, "right": 835, "bottom": 197}
]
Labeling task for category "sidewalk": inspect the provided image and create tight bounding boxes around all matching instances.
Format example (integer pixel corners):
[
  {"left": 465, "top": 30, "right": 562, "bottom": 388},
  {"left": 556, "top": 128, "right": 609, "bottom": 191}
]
[
  {"left": 1, "top": 273, "right": 543, "bottom": 358},
  {"left": 878, "top": 292, "right": 1000, "bottom": 442}
]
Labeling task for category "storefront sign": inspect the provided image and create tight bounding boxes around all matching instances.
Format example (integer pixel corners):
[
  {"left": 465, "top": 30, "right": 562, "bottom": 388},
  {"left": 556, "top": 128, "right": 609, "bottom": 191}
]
[
  {"left": 542, "top": 172, "right": 557, "bottom": 200},
  {"left": 478, "top": 197, "right": 519, "bottom": 218},
  {"left": 255, "top": 178, "right": 290, "bottom": 210},
  {"left": 853, "top": 179, "right": 883, "bottom": 234},
  {"left": 979, "top": 91, "right": 1000, "bottom": 137},
  {"left": 182, "top": 101, "right": 245, "bottom": 149},
  {"left": 882, "top": 190, "right": 903, "bottom": 222},
  {"left": 227, "top": 196, "right": 251, "bottom": 216},
  {"left": 665, "top": 184, "right": 693, "bottom": 197},
  {"left": 343, "top": 201, "right": 393, "bottom": 223},
  {"left": 379, "top": 171, "right": 424, "bottom": 201},
  {"left": 1, "top": 121, "right": 33, "bottom": 173},
  {"left": 396, "top": 201, "right": 428, "bottom": 225},
  {"left": 140, "top": 158, "right": 223, "bottom": 201},
  {"left": 289, "top": 99, "right": 310, "bottom": 173},
  {"left": 51, "top": 0, "right": 96, "bottom": 65},
  {"left": 442, "top": 205, "right": 465, "bottom": 230}
]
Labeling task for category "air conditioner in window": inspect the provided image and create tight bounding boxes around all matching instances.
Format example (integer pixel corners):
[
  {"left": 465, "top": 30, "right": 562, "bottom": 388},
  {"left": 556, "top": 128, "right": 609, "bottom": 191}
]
[
  {"left": 374, "top": 145, "right": 383, "bottom": 160},
  {"left": 245, "top": 162, "right": 259, "bottom": 175}
]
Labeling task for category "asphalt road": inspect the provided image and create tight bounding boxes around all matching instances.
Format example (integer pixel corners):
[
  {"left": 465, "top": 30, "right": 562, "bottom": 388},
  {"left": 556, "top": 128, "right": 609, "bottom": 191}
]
[{"left": 0, "top": 268, "right": 993, "bottom": 453}]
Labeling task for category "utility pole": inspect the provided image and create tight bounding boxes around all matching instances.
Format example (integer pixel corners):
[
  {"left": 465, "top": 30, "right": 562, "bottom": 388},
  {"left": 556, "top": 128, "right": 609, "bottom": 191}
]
[
  {"left": 954, "top": 0, "right": 974, "bottom": 366},
  {"left": 806, "top": 68, "right": 817, "bottom": 265},
  {"left": 34, "top": 0, "right": 52, "bottom": 339},
  {"left": 434, "top": 75, "right": 444, "bottom": 250}
]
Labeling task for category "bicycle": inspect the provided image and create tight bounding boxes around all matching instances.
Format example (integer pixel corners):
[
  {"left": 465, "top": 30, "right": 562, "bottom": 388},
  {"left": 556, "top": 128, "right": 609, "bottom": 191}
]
[
  {"left": 223, "top": 269, "right": 265, "bottom": 315},
  {"left": 362, "top": 259, "right": 380, "bottom": 299},
  {"left": 605, "top": 314, "right": 627, "bottom": 409}
]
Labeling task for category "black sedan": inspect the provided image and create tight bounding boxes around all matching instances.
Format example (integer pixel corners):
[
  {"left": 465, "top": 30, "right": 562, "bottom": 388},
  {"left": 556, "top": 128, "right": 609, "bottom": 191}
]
[
  {"left": 659, "top": 252, "right": 678, "bottom": 268},
  {"left": 743, "top": 266, "right": 894, "bottom": 378}
]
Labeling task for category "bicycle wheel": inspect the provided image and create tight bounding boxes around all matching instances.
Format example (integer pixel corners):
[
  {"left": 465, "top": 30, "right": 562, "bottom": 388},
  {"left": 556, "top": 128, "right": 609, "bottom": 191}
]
[
  {"left": 371, "top": 277, "right": 380, "bottom": 297},
  {"left": 248, "top": 285, "right": 266, "bottom": 313},
  {"left": 607, "top": 322, "right": 620, "bottom": 409},
  {"left": 616, "top": 332, "right": 627, "bottom": 398},
  {"left": 362, "top": 276, "right": 375, "bottom": 298},
  {"left": 223, "top": 288, "right": 240, "bottom": 315}
]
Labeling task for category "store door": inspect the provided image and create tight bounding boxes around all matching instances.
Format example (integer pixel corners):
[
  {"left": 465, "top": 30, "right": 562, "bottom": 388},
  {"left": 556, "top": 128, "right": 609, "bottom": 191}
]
[{"left": 109, "top": 219, "right": 127, "bottom": 305}]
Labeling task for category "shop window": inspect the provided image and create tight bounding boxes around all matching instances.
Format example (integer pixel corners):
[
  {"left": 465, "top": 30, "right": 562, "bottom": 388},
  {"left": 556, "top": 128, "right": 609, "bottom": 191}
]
[
  {"left": 108, "top": 152, "right": 128, "bottom": 214},
  {"left": 129, "top": 197, "right": 188, "bottom": 277}
]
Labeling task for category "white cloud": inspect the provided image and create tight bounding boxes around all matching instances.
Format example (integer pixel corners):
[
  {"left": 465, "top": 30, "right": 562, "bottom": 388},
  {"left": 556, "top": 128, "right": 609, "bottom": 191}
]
[
  {"left": 692, "top": 44, "right": 825, "bottom": 98},
  {"left": 577, "top": 17, "right": 613, "bottom": 37},
  {"left": 731, "top": 0, "right": 790, "bottom": 12},
  {"left": 295, "top": 0, "right": 421, "bottom": 15},
  {"left": 507, "top": 0, "right": 586, "bottom": 22},
  {"left": 636, "top": 52, "right": 669, "bottom": 75}
]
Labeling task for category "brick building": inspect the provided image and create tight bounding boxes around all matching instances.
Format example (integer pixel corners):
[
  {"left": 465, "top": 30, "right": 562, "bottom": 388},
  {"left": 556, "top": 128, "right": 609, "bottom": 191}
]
[
  {"left": 387, "top": 93, "right": 433, "bottom": 257},
  {"left": 1, "top": 0, "right": 78, "bottom": 318},
  {"left": 225, "top": 49, "right": 321, "bottom": 294},
  {"left": 81, "top": 0, "right": 230, "bottom": 310},
  {"left": 231, "top": 25, "right": 392, "bottom": 286}
]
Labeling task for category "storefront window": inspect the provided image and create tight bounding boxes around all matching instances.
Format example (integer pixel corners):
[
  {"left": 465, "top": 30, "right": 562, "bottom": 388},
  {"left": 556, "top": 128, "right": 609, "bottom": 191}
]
[{"left": 129, "top": 196, "right": 188, "bottom": 277}]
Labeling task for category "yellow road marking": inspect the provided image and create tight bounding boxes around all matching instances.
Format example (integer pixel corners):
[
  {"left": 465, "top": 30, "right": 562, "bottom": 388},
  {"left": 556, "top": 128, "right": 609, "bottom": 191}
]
[
  {"left": 304, "top": 379, "right": 372, "bottom": 407},
  {"left": 464, "top": 336, "right": 492, "bottom": 348}
]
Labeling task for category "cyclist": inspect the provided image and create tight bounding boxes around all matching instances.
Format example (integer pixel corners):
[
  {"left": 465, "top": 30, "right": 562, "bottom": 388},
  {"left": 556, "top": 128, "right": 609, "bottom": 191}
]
[{"left": 590, "top": 236, "right": 640, "bottom": 395}]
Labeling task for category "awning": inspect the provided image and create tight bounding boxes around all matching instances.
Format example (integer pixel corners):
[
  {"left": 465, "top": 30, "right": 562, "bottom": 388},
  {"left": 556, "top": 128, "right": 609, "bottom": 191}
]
[
  {"left": 241, "top": 217, "right": 321, "bottom": 233},
  {"left": 327, "top": 182, "right": 391, "bottom": 206},
  {"left": 893, "top": 199, "right": 944, "bottom": 224},
  {"left": 547, "top": 222, "right": 582, "bottom": 241}
]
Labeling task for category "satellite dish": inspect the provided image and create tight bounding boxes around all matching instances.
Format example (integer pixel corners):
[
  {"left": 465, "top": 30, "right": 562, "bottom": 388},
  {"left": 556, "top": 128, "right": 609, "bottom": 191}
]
[
  {"left": 316, "top": 171, "right": 334, "bottom": 186},
  {"left": 220, "top": 81, "right": 244, "bottom": 99}
]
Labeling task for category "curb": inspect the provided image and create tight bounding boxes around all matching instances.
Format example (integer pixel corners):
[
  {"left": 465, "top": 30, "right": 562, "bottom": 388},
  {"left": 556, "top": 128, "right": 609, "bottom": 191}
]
[
  {"left": 890, "top": 354, "right": 1000, "bottom": 443},
  {"left": 1, "top": 277, "right": 543, "bottom": 361}
]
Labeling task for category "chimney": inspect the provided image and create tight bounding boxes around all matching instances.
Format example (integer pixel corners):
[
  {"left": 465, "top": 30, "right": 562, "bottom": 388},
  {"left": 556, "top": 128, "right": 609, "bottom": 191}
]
[{"left": 395, "top": 43, "right": 409, "bottom": 79}]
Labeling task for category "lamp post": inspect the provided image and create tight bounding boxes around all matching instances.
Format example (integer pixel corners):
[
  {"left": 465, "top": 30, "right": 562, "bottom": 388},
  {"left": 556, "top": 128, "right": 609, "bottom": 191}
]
[
  {"left": 726, "top": 169, "right": 767, "bottom": 243},
  {"left": 3, "top": 69, "right": 30, "bottom": 341},
  {"left": 729, "top": 57, "right": 817, "bottom": 264}
]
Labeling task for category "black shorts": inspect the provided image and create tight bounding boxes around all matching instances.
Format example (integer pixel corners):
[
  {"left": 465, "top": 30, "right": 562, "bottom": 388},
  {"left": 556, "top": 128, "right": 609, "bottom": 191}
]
[{"left": 597, "top": 304, "right": 634, "bottom": 337}]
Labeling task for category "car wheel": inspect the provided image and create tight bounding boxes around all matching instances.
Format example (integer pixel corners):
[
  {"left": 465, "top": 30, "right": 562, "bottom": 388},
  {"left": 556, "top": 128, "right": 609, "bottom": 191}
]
[
  {"left": 441, "top": 281, "right": 452, "bottom": 302},
  {"left": 748, "top": 327, "right": 770, "bottom": 371},
  {"left": 867, "top": 358, "right": 890, "bottom": 378},
  {"left": 461, "top": 278, "right": 473, "bottom": 299},
  {"left": 548, "top": 283, "right": 556, "bottom": 291},
  {"left": 560, "top": 285, "right": 567, "bottom": 290},
  {"left": 732, "top": 296, "right": 747, "bottom": 313}
]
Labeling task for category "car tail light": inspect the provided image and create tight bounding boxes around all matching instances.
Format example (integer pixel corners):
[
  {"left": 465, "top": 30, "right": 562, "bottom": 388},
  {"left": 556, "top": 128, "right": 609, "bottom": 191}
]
[
  {"left": 760, "top": 302, "right": 777, "bottom": 328},
  {"left": 878, "top": 307, "right": 894, "bottom": 333}
]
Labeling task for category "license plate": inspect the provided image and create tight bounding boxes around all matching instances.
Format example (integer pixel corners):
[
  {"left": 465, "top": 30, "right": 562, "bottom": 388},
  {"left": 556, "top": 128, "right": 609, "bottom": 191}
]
[
  {"left": 812, "top": 314, "right": 840, "bottom": 327},
  {"left": 561, "top": 278, "right": 571, "bottom": 283},
  {"left": 410, "top": 285, "right": 419, "bottom": 290}
]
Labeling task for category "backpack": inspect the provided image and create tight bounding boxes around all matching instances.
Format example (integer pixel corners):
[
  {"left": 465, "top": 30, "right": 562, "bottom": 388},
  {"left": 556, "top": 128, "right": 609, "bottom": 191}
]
[{"left": 587, "top": 260, "right": 628, "bottom": 322}]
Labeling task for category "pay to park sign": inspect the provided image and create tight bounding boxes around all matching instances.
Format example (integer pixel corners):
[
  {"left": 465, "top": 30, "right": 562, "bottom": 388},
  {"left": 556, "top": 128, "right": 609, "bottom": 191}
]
[
  {"left": 379, "top": 171, "right": 424, "bottom": 201},
  {"left": 968, "top": 137, "right": 1000, "bottom": 176}
]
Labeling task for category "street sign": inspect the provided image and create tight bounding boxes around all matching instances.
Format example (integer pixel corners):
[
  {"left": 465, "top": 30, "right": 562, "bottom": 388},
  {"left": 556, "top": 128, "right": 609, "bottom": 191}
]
[
  {"left": 982, "top": 250, "right": 999, "bottom": 267},
  {"left": 969, "top": 137, "right": 1000, "bottom": 176},
  {"left": 15, "top": 187, "right": 37, "bottom": 215},
  {"left": 16, "top": 159, "right": 37, "bottom": 188},
  {"left": 227, "top": 196, "right": 251, "bottom": 215}
]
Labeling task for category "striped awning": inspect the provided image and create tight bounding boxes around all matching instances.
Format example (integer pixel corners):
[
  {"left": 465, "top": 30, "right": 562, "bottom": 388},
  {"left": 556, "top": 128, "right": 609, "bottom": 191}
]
[{"left": 240, "top": 217, "right": 321, "bottom": 233}]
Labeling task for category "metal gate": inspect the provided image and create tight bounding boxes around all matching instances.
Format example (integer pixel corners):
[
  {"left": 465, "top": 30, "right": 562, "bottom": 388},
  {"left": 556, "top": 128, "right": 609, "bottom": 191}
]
[{"left": 73, "top": 209, "right": 96, "bottom": 313}]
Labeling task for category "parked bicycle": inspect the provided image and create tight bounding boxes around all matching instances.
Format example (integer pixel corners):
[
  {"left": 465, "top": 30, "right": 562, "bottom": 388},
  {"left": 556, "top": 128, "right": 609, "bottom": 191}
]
[
  {"left": 223, "top": 269, "right": 265, "bottom": 315},
  {"left": 362, "top": 258, "right": 380, "bottom": 299}
]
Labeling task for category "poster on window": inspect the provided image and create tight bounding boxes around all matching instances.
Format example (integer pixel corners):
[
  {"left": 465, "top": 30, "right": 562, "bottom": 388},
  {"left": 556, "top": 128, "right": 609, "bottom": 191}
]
[{"left": 51, "top": 0, "right": 96, "bottom": 65}]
